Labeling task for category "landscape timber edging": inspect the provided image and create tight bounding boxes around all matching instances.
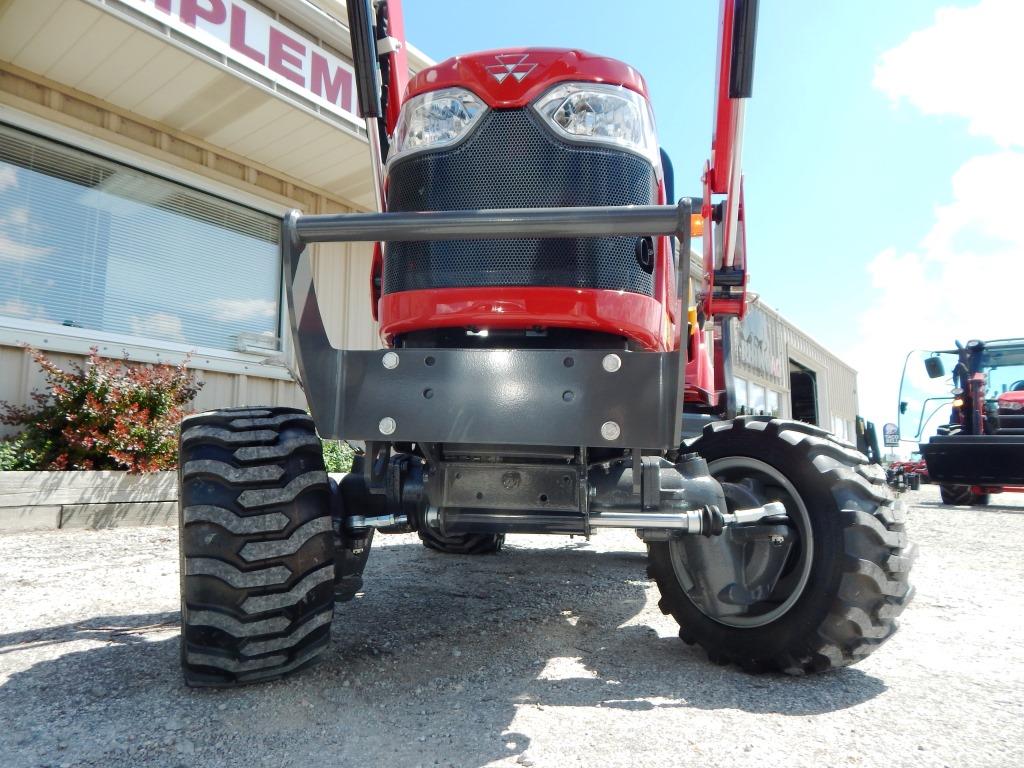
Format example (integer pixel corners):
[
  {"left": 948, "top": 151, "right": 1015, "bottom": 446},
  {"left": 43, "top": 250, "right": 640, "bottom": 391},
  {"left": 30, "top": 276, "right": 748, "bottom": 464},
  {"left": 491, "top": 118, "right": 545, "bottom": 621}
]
[
  {"left": 0, "top": 471, "right": 349, "bottom": 532},
  {"left": 0, "top": 470, "right": 177, "bottom": 532}
]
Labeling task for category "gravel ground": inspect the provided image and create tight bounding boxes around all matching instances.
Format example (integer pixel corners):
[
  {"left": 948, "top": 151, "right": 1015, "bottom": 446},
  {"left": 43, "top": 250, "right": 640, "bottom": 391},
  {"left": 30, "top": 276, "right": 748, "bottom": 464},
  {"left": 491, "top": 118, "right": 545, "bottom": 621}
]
[{"left": 1, "top": 484, "right": 1023, "bottom": 768}]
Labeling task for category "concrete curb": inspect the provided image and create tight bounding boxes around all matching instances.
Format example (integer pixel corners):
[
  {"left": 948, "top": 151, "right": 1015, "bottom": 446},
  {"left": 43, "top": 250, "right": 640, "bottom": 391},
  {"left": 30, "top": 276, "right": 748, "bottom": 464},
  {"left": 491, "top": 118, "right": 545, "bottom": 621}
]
[
  {"left": 0, "top": 471, "right": 349, "bottom": 532},
  {"left": 0, "top": 471, "right": 177, "bottom": 532}
]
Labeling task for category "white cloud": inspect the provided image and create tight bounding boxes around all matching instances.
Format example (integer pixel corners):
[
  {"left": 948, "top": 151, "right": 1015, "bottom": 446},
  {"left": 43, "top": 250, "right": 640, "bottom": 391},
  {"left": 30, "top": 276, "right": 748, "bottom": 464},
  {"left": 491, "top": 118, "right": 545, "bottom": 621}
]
[
  {"left": 0, "top": 233, "right": 52, "bottom": 263},
  {"left": 5, "top": 207, "right": 29, "bottom": 226},
  {"left": 852, "top": 1, "right": 1024, "bottom": 443},
  {"left": 874, "top": 0, "right": 1024, "bottom": 147},
  {"left": 211, "top": 298, "right": 277, "bottom": 322},
  {"left": 130, "top": 313, "right": 187, "bottom": 344},
  {"left": 0, "top": 206, "right": 51, "bottom": 262},
  {"left": 851, "top": 153, "right": 1024, "bottom": 431},
  {"left": 0, "top": 298, "right": 49, "bottom": 321},
  {"left": 0, "top": 166, "right": 16, "bottom": 192}
]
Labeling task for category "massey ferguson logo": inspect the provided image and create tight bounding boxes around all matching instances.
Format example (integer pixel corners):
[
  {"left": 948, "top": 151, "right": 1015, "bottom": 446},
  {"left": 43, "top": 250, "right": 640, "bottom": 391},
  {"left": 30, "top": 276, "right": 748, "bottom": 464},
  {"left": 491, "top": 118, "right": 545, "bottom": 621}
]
[{"left": 486, "top": 54, "right": 538, "bottom": 84}]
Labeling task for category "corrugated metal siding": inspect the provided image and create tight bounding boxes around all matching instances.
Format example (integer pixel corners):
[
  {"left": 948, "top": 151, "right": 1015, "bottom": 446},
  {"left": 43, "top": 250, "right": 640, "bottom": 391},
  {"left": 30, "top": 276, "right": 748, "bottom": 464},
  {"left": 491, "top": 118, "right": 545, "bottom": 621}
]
[
  {"left": 0, "top": 345, "right": 309, "bottom": 440},
  {"left": 313, "top": 196, "right": 379, "bottom": 352}
]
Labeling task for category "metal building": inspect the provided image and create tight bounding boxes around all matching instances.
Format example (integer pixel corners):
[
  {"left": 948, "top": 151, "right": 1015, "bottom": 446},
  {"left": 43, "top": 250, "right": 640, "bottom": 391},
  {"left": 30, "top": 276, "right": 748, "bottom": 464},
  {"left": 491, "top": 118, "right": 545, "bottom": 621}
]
[{"left": 728, "top": 303, "right": 859, "bottom": 442}]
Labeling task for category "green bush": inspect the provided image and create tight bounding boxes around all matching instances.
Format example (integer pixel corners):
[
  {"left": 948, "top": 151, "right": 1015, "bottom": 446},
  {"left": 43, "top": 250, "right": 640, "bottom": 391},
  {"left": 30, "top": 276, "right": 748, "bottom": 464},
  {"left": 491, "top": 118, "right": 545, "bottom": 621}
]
[
  {"left": 322, "top": 440, "right": 354, "bottom": 473},
  {"left": 0, "top": 434, "right": 41, "bottom": 471},
  {"left": 0, "top": 347, "right": 367, "bottom": 475},
  {"left": 0, "top": 347, "right": 202, "bottom": 473}
]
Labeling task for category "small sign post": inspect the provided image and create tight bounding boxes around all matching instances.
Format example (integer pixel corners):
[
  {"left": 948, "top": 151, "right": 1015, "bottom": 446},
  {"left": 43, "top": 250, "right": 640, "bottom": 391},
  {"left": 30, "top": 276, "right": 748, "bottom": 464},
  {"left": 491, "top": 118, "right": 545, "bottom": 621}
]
[{"left": 882, "top": 423, "right": 900, "bottom": 448}]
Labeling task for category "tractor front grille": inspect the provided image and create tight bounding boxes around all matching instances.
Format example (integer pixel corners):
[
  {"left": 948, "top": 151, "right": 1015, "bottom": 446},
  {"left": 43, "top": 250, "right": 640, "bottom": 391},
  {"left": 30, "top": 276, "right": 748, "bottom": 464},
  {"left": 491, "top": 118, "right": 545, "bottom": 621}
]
[{"left": 383, "top": 108, "right": 658, "bottom": 296}]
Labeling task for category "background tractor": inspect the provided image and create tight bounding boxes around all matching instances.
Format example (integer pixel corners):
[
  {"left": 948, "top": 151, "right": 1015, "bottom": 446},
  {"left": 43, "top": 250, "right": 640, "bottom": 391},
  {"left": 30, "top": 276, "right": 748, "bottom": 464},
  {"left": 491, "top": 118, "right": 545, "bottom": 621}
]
[
  {"left": 177, "top": 0, "right": 913, "bottom": 686},
  {"left": 900, "top": 337, "right": 1024, "bottom": 505}
]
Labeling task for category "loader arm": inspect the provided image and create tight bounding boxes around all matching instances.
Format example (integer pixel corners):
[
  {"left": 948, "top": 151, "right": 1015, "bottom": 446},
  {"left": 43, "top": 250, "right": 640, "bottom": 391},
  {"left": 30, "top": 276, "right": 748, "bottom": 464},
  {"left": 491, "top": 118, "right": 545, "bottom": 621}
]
[{"left": 703, "top": 0, "right": 758, "bottom": 320}]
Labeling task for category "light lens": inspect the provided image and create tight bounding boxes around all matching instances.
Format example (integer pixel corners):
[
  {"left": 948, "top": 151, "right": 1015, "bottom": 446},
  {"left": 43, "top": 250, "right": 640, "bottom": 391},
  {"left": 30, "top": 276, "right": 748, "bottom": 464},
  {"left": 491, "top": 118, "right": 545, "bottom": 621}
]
[
  {"left": 1001, "top": 400, "right": 1023, "bottom": 411},
  {"left": 390, "top": 88, "right": 486, "bottom": 163},
  {"left": 533, "top": 82, "right": 659, "bottom": 164}
]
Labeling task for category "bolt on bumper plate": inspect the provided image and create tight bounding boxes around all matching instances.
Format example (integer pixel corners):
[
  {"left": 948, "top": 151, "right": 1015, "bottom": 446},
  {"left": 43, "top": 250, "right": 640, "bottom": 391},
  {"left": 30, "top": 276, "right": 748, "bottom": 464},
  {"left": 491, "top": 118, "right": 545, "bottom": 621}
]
[{"left": 282, "top": 202, "right": 693, "bottom": 450}]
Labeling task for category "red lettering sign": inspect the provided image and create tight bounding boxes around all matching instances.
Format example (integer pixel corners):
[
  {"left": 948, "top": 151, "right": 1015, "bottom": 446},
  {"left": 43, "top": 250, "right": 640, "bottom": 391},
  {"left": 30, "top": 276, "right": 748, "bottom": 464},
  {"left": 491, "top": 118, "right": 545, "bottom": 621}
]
[
  {"left": 133, "top": 0, "right": 359, "bottom": 121},
  {"left": 310, "top": 52, "right": 353, "bottom": 112},
  {"left": 180, "top": 0, "right": 226, "bottom": 28},
  {"left": 229, "top": 5, "right": 263, "bottom": 66},
  {"left": 268, "top": 27, "right": 305, "bottom": 88}
]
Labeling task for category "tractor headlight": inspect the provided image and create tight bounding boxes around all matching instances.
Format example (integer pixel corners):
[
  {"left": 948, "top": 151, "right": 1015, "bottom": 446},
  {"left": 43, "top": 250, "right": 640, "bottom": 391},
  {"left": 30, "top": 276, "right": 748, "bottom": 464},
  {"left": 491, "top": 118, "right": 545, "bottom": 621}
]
[
  {"left": 390, "top": 88, "right": 487, "bottom": 163},
  {"left": 533, "top": 82, "right": 659, "bottom": 164}
]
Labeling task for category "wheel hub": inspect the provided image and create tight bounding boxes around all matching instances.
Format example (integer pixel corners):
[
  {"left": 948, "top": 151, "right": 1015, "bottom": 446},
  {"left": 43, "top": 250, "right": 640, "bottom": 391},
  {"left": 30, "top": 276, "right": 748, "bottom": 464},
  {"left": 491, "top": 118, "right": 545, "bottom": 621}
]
[{"left": 668, "top": 456, "right": 813, "bottom": 628}]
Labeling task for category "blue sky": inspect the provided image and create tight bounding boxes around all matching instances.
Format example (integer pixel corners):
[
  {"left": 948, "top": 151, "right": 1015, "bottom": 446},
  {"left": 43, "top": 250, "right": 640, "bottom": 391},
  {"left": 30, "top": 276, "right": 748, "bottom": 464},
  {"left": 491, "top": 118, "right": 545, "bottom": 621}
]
[{"left": 404, "top": 0, "right": 1023, "bottom": 434}]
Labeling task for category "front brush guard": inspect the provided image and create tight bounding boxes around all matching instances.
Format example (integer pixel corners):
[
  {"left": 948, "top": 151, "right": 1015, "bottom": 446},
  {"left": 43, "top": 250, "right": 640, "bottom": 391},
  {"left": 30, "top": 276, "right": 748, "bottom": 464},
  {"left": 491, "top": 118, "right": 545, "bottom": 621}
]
[
  {"left": 282, "top": 201, "right": 693, "bottom": 450},
  {"left": 921, "top": 433, "right": 1024, "bottom": 485}
]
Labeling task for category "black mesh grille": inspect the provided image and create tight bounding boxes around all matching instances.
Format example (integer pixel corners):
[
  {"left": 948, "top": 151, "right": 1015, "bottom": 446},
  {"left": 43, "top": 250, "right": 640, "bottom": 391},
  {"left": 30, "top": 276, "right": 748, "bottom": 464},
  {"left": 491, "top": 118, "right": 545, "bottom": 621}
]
[{"left": 384, "top": 109, "right": 657, "bottom": 295}]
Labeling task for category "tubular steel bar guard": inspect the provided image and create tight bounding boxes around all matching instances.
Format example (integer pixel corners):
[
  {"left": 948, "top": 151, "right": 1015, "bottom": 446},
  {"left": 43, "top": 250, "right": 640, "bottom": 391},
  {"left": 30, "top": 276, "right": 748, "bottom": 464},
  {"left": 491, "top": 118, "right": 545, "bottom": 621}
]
[
  {"left": 290, "top": 204, "right": 691, "bottom": 244},
  {"left": 282, "top": 200, "right": 692, "bottom": 449}
]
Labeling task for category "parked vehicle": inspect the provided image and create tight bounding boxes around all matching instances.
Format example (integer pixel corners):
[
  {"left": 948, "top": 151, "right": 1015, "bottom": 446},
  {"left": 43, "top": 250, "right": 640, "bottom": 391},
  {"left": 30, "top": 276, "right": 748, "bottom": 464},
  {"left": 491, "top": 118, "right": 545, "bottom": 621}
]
[
  {"left": 885, "top": 463, "right": 921, "bottom": 492},
  {"left": 899, "top": 338, "right": 1024, "bottom": 505},
  {"left": 176, "top": 0, "right": 913, "bottom": 686},
  {"left": 886, "top": 456, "right": 929, "bottom": 486}
]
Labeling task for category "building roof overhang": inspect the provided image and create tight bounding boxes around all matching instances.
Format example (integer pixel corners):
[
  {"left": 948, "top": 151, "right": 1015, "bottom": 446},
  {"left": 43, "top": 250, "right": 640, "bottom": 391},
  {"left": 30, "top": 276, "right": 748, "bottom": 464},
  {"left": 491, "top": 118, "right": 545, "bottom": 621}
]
[{"left": 0, "top": 0, "right": 433, "bottom": 209}]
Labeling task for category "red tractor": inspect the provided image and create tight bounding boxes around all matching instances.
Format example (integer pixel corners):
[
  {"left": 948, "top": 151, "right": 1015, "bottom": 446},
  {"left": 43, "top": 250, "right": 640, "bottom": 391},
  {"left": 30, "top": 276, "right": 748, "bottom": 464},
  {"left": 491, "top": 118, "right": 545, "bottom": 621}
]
[
  {"left": 996, "top": 387, "right": 1024, "bottom": 419},
  {"left": 903, "top": 338, "right": 1024, "bottom": 505},
  {"left": 176, "top": 0, "right": 913, "bottom": 686}
]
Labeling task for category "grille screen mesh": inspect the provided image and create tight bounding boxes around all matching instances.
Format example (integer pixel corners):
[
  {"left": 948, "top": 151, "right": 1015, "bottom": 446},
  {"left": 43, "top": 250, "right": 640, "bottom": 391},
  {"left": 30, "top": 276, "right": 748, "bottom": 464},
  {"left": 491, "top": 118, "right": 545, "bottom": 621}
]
[{"left": 384, "top": 109, "right": 657, "bottom": 295}]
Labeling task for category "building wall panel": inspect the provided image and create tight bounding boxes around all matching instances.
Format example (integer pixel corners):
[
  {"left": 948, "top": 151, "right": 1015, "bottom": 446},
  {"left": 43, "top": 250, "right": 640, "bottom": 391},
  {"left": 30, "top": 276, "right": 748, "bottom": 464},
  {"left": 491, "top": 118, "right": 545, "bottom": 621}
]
[
  {"left": 45, "top": 16, "right": 135, "bottom": 88},
  {"left": 11, "top": 1, "right": 98, "bottom": 74},
  {"left": 0, "top": 0, "right": 62, "bottom": 61},
  {"left": 0, "top": 346, "right": 309, "bottom": 439},
  {"left": 729, "top": 302, "right": 858, "bottom": 434},
  {"left": 73, "top": 30, "right": 163, "bottom": 99}
]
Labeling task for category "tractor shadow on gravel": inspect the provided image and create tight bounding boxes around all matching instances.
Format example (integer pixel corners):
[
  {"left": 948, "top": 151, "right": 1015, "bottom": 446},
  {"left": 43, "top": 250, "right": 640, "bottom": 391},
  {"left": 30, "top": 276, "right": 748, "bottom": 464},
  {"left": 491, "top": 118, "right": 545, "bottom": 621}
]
[
  {"left": 914, "top": 500, "right": 1024, "bottom": 515},
  {"left": 0, "top": 539, "right": 887, "bottom": 767}
]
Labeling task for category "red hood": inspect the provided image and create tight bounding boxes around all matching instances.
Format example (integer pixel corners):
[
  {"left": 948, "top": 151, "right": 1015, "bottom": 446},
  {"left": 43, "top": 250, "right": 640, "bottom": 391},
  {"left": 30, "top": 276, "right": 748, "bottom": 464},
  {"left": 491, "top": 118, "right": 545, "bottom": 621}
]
[
  {"left": 998, "top": 391, "right": 1024, "bottom": 403},
  {"left": 406, "top": 48, "right": 650, "bottom": 109}
]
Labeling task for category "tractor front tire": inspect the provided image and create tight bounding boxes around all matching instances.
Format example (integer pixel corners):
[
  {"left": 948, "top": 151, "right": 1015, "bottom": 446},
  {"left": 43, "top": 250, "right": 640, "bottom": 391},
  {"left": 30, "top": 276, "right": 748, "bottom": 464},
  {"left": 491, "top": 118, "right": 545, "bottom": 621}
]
[
  {"left": 418, "top": 526, "right": 505, "bottom": 555},
  {"left": 178, "top": 407, "right": 335, "bottom": 686},
  {"left": 939, "top": 484, "right": 989, "bottom": 506},
  {"left": 648, "top": 417, "right": 916, "bottom": 675}
]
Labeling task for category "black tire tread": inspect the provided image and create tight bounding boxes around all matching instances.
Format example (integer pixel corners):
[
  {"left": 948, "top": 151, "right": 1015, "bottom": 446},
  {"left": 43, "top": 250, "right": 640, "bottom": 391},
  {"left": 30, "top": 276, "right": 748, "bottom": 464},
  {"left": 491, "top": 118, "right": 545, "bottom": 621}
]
[
  {"left": 940, "top": 483, "right": 989, "bottom": 506},
  {"left": 417, "top": 526, "right": 505, "bottom": 555},
  {"left": 178, "top": 407, "right": 333, "bottom": 687},
  {"left": 648, "top": 416, "right": 915, "bottom": 675}
]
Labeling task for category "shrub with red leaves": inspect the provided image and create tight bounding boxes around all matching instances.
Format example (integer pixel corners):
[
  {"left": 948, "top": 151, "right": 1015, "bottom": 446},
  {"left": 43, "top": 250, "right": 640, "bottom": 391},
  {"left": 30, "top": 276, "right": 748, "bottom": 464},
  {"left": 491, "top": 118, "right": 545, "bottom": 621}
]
[{"left": 0, "top": 348, "right": 202, "bottom": 472}]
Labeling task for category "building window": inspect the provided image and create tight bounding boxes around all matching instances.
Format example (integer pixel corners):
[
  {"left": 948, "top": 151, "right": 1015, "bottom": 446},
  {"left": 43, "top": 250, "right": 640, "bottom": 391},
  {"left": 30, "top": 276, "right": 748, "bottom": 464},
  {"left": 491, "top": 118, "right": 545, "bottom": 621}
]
[
  {"left": 0, "top": 125, "right": 281, "bottom": 353},
  {"left": 748, "top": 383, "right": 766, "bottom": 415},
  {"left": 766, "top": 389, "right": 780, "bottom": 417},
  {"left": 734, "top": 376, "right": 749, "bottom": 414},
  {"left": 832, "top": 416, "right": 849, "bottom": 441}
]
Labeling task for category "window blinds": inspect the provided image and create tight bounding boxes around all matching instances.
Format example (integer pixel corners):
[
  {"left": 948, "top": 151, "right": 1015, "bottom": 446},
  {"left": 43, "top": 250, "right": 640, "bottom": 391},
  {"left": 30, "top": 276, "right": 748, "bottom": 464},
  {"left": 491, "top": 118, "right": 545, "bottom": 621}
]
[{"left": 0, "top": 124, "right": 282, "bottom": 353}]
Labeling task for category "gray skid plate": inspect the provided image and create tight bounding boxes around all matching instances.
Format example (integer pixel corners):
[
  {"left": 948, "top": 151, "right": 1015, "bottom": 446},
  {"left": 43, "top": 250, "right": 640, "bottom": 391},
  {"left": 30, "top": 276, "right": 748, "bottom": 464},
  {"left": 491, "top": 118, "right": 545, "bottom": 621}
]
[{"left": 322, "top": 347, "right": 681, "bottom": 448}]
